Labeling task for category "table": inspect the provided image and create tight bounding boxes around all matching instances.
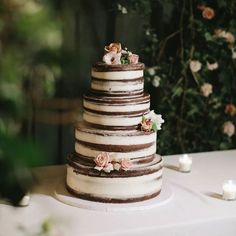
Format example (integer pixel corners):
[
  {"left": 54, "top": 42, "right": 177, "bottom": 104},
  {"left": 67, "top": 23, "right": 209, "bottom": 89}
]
[{"left": 1, "top": 150, "right": 236, "bottom": 236}]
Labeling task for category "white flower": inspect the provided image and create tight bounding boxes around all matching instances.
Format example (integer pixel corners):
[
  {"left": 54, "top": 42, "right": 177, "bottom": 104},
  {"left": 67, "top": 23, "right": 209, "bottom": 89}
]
[
  {"left": 121, "top": 7, "right": 128, "bottom": 14},
  {"left": 103, "top": 52, "right": 121, "bottom": 65},
  {"left": 223, "top": 121, "right": 235, "bottom": 137},
  {"left": 152, "top": 76, "right": 161, "bottom": 87},
  {"left": 147, "top": 67, "right": 156, "bottom": 76},
  {"left": 207, "top": 61, "right": 218, "bottom": 71},
  {"left": 113, "top": 163, "right": 121, "bottom": 171},
  {"left": 190, "top": 60, "right": 202, "bottom": 73},
  {"left": 103, "top": 163, "right": 114, "bottom": 173},
  {"left": 200, "top": 83, "right": 213, "bottom": 97},
  {"left": 146, "top": 110, "right": 165, "bottom": 130},
  {"left": 94, "top": 166, "right": 103, "bottom": 171}
]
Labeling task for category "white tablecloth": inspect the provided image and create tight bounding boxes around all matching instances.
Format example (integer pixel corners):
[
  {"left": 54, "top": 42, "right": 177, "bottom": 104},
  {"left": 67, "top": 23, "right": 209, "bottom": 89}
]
[{"left": 1, "top": 150, "right": 236, "bottom": 236}]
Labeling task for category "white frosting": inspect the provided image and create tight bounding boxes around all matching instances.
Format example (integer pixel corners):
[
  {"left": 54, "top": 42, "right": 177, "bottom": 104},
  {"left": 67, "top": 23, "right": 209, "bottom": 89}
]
[
  {"left": 91, "top": 80, "right": 143, "bottom": 92},
  {"left": 91, "top": 70, "right": 143, "bottom": 80},
  {"left": 75, "top": 142, "right": 156, "bottom": 159},
  {"left": 66, "top": 164, "right": 162, "bottom": 199},
  {"left": 83, "top": 100, "right": 150, "bottom": 113},
  {"left": 75, "top": 127, "right": 156, "bottom": 145},
  {"left": 83, "top": 111, "right": 144, "bottom": 126}
]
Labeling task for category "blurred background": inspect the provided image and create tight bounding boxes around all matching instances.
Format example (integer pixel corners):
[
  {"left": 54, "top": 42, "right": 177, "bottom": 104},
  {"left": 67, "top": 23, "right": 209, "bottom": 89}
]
[{"left": 1, "top": 0, "right": 236, "bottom": 202}]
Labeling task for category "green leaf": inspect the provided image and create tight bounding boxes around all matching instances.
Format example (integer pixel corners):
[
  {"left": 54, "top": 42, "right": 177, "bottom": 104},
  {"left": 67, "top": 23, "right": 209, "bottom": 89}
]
[{"left": 152, "top": 122, "right": 158, "bottom": 132}]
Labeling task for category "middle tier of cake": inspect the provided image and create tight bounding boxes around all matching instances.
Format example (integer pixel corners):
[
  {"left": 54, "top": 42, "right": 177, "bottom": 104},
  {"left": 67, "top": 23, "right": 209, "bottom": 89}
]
[{"left": 83, "top": 92, "right": 150, "bottom": 129}]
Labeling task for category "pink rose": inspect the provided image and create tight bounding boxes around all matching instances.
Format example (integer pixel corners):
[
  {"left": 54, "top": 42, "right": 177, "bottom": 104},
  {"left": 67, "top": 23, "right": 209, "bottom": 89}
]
[
  {"left": 141, "top": 118, "right": 153, "bottom": 132},
  {"left": 202, "top": 7, "right": 215, "bottom": 20},
  {"left": 128, "top": 54, "right": 139, "bottom": 64},
  {"left": 120, "top": 159, "right": 131, "bottom": 171},
  {"left": 223, "top": 121, "right": 235, "bottom": 137},
  {"left": 94, "top": 152, "right": 110, "bottom": 167},
  {"left": 104, "top": 43, "right": 122, "bottom": 54}
]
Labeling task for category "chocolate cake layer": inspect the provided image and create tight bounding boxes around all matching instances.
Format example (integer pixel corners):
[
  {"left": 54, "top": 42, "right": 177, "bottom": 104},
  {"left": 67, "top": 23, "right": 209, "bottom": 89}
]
[
  {"left": 84, "top": 92, "right": 150, "bottom": 104},
  {"left": 66, "top": 184, "right": 161, "bottom": 203},
  {"left": 92, "top": 62, "right": 145, "bottom": 72},
  {"left": 91, "top": 77, "right": 144, "bottom": 82},
  {"left": 76, "top": 140, "right": 155, "bottom": 152}
]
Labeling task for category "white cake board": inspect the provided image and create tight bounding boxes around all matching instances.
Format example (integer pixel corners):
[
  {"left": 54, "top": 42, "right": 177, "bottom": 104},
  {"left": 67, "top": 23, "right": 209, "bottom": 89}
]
[{"left": 54, "top": 179, "right": 173, "bottom": 212}]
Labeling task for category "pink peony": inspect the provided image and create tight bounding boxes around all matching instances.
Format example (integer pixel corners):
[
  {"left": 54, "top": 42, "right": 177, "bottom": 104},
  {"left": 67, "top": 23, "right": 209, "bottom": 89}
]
[
  {"left": 141, "top": 118, "right": 153, "bottom": 132},
  {"left": 190, "top": 60, "right": 202, "bottom": 73},
  {"left": 200, "top": 83, "right": 213, "bottom": 97},
  {"left": 207, "top": 62, "right": 218, "bottom": 71},
  {"left": 223, "top": 121, "right": 235, "bottom": 137},
  {"left": 128, "top": 54, "right": 139, "bottom": 64},
  {"left": 104, "top": 43, "right": 122, "bottom": 53},
  {"left": 94, "top": 152, "right": 110, "bottom": 167},
  {"left": 202, "top": 7, "right": 215, "bottom": 20},
  {"left": 103, "top": 52, "right": 121, "bottom": 65},
  {"left": 120, "top": 159, "right": 132, "bottom": 171}
]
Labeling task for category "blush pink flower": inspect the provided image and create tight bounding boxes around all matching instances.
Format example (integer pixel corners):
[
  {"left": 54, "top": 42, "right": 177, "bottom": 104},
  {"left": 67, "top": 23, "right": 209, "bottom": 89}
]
[
  {"left": 202, "top": 7, "right": 215, "bottom": 20},
  {"left": 200, "top": 83, "right": 213, "bottom": 97},
  {"left": 104, "top": 43, "right": 122, "bottom": 54},
  {"left": 214, "top": 29, "right": 235, "bottom": 44},
  {"left": 128, "top": 54, "right": 139, "bottom": 64},
  {"left": 141, "top": 118, "right": 153, "bottom": 132},
  {"left": 120, "top": 159, "right": 132, "bottom": 171},
  {"left": 94, "top": 152, "right": 110, "bottom": 168},
  {"left": 190, "top": 60, "right": 202, "bottom": 73},
  {"left": 207, "top": 62, "right": 218, "bottom": 71},
  {"left": 223, "top": 121, "right": 235, "bottom": 137}
]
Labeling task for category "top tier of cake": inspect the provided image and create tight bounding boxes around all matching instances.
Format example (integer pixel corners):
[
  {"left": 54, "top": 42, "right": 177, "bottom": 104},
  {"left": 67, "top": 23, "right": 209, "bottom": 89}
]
[{"left": 91, "top": 62, "right": 145, "bottom": 96}]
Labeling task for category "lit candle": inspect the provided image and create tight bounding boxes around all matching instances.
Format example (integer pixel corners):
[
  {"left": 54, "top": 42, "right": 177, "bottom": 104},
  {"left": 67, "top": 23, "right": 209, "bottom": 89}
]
[
  {"left": 222, "top": 180, "right": 236, "bottom": 201},
  {"left": 178, "top": 154, "right": 192, "bottom": 173}
]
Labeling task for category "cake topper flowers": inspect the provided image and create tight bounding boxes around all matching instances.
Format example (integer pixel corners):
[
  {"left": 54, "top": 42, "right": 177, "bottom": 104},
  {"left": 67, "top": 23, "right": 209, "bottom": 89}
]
[
  {"left": 103, "top": 42, "right": 139, "bottom": 65},
  {"left": 94, "top": 152, "right": 132, "bottom": 172},
  {"left": 141, "top": 110, "right": 164, "bottom": 132}
]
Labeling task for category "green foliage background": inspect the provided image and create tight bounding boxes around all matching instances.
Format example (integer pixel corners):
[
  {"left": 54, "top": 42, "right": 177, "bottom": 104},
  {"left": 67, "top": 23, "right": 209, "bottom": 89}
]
[{"left": 119, "top": 0, "right": 236, "bottom": 154}]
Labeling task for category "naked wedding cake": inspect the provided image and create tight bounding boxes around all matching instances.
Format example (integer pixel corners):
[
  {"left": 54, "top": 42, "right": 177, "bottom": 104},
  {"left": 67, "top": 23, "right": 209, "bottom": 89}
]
[{"left": 66, "top": 43, "right": 164, "bottom": 203}]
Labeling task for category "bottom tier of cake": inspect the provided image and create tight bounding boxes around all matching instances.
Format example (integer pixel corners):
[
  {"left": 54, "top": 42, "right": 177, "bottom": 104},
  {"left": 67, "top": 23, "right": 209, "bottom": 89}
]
[{"left": 66, "top": 154, "right": 163, "bottom": 203}]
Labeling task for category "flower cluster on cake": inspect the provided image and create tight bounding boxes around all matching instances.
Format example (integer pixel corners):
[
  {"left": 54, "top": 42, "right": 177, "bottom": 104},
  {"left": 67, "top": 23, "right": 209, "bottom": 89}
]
[{"left": 66, "top": 43, "right": 164, "bottom": 203}]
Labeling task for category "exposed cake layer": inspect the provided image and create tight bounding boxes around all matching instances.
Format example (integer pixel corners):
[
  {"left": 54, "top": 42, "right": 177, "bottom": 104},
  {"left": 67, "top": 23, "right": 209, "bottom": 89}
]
[
  {"left": 83, "top": 111, "right": 147, "bottom": 127},
  {"left": 75, "top": 122, "right": 156, "bottom": 148},
  {"left": 66, "top": 153, "right": 163, "bottom": 203},
  {"left": 91, "top": 78, "right": 143, "bottom": 93},
  {"left": 75, "top": 141, "right": 156, "bottom": 160},
  {"left": 83, "top": 92, "right": 150, "bottom": 115}
]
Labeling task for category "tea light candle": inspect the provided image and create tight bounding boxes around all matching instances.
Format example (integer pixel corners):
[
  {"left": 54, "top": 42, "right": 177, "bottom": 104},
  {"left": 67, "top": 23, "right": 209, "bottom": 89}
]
[
  {"left": 18, "top": 193, "right": 31, "bottom": 207},
  {"left": 222, "top": 180, "right": 236, "bottom": 201},
  {"left": 179, "top": 154, "right": 192, "bottom": 173}
]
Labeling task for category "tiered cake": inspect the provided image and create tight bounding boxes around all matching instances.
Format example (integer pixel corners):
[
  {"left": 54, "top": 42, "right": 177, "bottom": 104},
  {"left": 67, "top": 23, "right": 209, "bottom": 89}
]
[{"left": 66, "top": 43, "right": 164, "bottom": 203}]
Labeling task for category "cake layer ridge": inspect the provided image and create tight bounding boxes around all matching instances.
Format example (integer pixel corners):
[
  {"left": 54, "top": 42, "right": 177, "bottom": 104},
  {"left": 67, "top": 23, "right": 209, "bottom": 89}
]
[
  {"left": 83, "top": 110, "right": 148, "bottom": 127},
  {"left": 75, "top": 122, "right": 156, "bottom": 146},
  {"left": 75, "top": 141, "right": 156, "bottom": 159},
  {"left": 83, "top": 92, "right": 149, "bottom": 116}
]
